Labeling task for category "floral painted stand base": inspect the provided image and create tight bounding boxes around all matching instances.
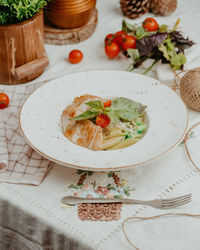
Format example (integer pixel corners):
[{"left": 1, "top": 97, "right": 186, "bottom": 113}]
[
  {"left": 78, "top": 203, "right": 122, "bottom": 221},
  {"left": 44, "top": 9, "right": 98, "bottom": 45},
  {"left": 63, "top": 170, "right": 134, "bottom": 221}
]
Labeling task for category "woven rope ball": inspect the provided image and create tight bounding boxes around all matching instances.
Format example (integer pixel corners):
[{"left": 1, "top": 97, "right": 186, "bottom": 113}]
[{"left": 180, "top": 68, "right": 200, "bottom": 111}]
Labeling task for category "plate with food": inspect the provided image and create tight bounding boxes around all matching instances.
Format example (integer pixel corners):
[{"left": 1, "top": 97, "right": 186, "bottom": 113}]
[{"left": 19, "top": 70, "right": 188, "bottom": 171}]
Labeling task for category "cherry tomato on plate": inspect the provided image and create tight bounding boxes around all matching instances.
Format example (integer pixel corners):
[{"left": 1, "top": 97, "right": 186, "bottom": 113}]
[
  {"left": 122, "top": 35, "right": 137, "bottom": 50},
  {"left": 113, "top": 30, "right": 127, "bottom": 47},
  {"left": 103, "top": 100, "right": 111, "bottom": 107},
  {"left": 105, "top": 34, "right": 114, "bottom": 45},
  {"left": 143, "top": 17, "right": 159, "bottom": 32},
  {"left": 105, "top": 42, "right": 120, "bottom": 58},
  {"left": 96, "top": 114, "right": 110, "bottom": 128},
  {"left": 0, "top": 93, "right": 9, "bottom": 109},
  {"left": 68, "top": 49, "right": 83, "bottom": 64}
]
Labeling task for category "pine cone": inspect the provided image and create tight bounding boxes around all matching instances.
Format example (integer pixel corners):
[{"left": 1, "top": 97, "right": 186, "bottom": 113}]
[
  {"left": 120, "top": 0, "right": 151, "bottom": 19},
  {"left": 150, "top": 0, "right": 177, "bottom": 16}
]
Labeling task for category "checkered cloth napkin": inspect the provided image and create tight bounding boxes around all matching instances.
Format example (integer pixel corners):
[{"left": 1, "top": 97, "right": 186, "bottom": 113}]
[{"left": 0, "top": 82, "right": 53, "bottom": 185}]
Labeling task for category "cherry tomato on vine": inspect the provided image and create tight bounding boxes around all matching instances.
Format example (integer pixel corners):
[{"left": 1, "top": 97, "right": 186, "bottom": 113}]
[
  {"left": 96, "top": 114, "right": 110, "bottom": 128},
  {"left": 104, "top": 34, "right": 114, "bottom": 45},
  {"left": 143, "top": 18, "right": 159, "bottom": 32},
  {"left": 113, "top": 30, "right": 127, "bottom": 47},
  {"left": 68, "top": 49, "right": 83, "bottom": 64},
  {"left": 0, "top": 93, "right": 9, "bottom": 109},
  {"left": 122, "top": 35, "right": 137, "bottom": 50},
  {"left": 105, "top": 42, "right": 120, "bottom": 58},
  {"left": 103, "top": 100, "right": 111, "bottom": 107}
]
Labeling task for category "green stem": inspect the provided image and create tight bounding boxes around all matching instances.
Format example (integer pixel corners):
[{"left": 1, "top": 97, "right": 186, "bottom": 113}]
[
  {"left": 143, "top": 58, "right": 160, "bottom": 75},
  {"left": 126, "top": 63, "right": 135, "bottom": 72},
  {"left": 129, "top": 67, "right": 137, "bottom": 72}
]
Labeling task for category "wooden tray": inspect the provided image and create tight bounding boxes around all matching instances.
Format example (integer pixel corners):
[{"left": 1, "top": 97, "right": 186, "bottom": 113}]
[{"left": 44, "top": 8, "right": 98, "bottom": 45}]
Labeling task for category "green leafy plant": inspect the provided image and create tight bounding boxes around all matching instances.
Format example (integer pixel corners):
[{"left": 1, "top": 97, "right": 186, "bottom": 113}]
[{"left": 0, "top": 0, "right": 49, "bottom": 25}]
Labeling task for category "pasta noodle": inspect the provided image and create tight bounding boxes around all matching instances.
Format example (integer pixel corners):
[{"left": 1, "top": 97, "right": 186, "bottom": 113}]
[
  {"left": 102, "top": 115, "right": 147, "bottom": 150},
  {"left": 107, "top": 138, "right": 139, "bottom": 150},
  {"left": 101, "top": 136, "right": 125, "bottom": 150},
  {"left": 103, "top": 127, "right": 125, "bottom": 140}
]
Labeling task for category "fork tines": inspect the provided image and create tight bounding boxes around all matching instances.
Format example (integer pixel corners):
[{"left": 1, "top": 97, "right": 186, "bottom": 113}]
[{"left": 162, "top": 194, "right": 192, "bottom": 208}]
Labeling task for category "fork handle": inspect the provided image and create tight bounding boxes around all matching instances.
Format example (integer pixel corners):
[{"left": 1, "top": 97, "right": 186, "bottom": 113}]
[{"left": 61, "top": 196, "right": 147, "bottom": 205}]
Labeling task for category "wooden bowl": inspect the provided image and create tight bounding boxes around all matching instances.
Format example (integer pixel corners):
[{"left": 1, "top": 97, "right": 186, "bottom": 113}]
[{"left": 44, "top": 0, "right": 96, "bottom": 29}]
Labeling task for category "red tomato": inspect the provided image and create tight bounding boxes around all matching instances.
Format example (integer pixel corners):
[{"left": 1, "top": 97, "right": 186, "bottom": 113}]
[
  {"left": 105, "top": 34, "right": 114, "bottom": 45},
  {"left": 105, "top": 42, "right": 120, "bottom": 58},
  {"left": 103, "top": 100, "right": 111, "bottom": 107},
  {"left": 96, "top": 114, "right": 110, "bottom": 128},
  {"left": 68, "top": 49, "right": 83, "bottom": 64},
  {"left": 143, "top": 18, "right": 159, "bottom": 32},
  {"left": 122, "top": 35, "right": 137, "bottom": 50},
  {"left": 0, "top": 93, "right": 9, "bottom": 109},
  {"left": 113, "top": 30, "right": 127, "bottom": 47}
]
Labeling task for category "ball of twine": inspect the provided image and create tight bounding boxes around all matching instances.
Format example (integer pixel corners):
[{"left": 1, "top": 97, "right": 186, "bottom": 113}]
[{"left": 180, "top": 68, "right": 200, "bottom": 111}]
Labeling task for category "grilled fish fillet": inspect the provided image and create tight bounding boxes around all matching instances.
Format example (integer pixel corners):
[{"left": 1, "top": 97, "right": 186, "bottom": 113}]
[{"left": 61, "top": 94, "right": 103, "bottom": 150}]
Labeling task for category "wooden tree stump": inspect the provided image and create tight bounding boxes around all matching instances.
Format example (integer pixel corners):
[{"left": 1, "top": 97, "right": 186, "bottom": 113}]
[{"left": 44, "top": 8, "right": 98, "bottom": 45}]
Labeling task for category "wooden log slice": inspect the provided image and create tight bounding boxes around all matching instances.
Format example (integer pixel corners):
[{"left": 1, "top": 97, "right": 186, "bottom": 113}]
[{"left": 44, "top": 8, "right": 98, "bottom": 45}]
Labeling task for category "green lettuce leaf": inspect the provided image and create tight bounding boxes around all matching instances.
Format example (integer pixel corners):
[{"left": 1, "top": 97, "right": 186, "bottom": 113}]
[
  {"left": 106, "top": 110, "right": 120, "bottom": 125},
  {"left": 122, "top": 19, "right": 136, "bottom": 33},
  {"left": 85, "top": 100, "right": 103, "bottom": 111},
  {"left": 170, "top": 53, "right": 186, "bottom": 70},
  {"left": 159, "top": 38, "right": 186, "bottom": 70},
  {"left": 135, "top": 27, "right": 150, "bottom": 39},
  {"left": 73, "top": 110, "right": 98, "bottom": 121},
  {"left": 127, "top": 49, "right": 140, "bottom": 61},
  {"left": 158, "top": 24, "right": 168, "bottom": 33},
  {"left": 108, "top": 97, "right": 147, "bottom": 122}
]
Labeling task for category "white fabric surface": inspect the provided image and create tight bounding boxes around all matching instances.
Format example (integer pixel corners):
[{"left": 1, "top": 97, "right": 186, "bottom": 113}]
[{"left": 1, "top": 0, "right": 200, "bottom": 249}]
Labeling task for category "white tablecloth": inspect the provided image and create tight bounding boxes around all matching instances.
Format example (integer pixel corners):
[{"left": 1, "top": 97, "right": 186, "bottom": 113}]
[{"left": 1, "top": 0, "right": 200, "bottom": 249}]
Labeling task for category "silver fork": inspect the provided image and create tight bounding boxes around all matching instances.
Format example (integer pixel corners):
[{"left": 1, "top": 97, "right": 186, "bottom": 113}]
[{"left": 61, "top": 194, "right": 192, "bottom": 209}]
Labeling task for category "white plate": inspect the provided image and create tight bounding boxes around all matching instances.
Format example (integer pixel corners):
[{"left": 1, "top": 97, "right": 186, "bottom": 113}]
[{"left": 19, "top": 71, "right": 188, "bottom": 171}]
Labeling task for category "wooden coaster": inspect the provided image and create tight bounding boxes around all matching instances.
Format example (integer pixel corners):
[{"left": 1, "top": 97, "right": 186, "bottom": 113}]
[{"left": 44, "top": 9, "right": 98, "bottom": 45}]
